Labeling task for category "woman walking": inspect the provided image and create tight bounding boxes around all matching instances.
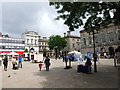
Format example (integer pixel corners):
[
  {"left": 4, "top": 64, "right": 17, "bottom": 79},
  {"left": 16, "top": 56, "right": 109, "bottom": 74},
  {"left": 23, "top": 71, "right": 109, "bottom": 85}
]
[{"left": 3, "top": 55, "right": 8, "bottom": 71}]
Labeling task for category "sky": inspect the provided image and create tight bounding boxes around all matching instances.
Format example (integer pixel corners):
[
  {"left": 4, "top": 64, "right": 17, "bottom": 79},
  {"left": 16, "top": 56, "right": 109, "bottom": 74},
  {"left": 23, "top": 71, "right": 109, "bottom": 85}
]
[{"left": 1, "top": 1, "right": 81, "bottom": 38}]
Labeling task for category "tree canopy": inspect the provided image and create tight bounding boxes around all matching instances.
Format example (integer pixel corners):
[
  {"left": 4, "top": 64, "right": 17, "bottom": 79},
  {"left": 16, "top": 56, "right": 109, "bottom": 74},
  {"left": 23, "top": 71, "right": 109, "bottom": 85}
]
[
  {"left": 48, "top": 35, "right": 67, "bottom": 50},
  {"left": 49, "top": 2, "right": 120, "bottom": 32},
  {"left": 24, "top": 48, "right": 28, "bottom": 53}
]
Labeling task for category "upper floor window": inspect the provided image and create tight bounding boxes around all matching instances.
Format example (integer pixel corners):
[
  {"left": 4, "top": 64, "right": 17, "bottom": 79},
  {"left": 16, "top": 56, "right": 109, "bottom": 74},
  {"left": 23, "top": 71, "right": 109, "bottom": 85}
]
[
  {"left": 101, "top": 33, "right": 106, "bottom": 43},
  {"left": 35, "top": 40, "right": 37, "bottom": 44},
  {"left": 118, "top": 30, "right": 120, "bottom": 40},
  {"left": 73, "top": 43, "right": 75, "bottom": 48},
  {"left": 83, "top": 38, "right": 86, "bottom": 45},
  {"left": 31, "top": 39, "right": 33, "bottom": 44},
  {"left": 88, "top": 37, "right": 92, "bottom": 45},
  {"left": 109, "top": 32, "right": 114, "bottom": 42},
  {"left": 95, "top": 35, "right": 98, "bottom": 44},
  {"left": 27, "top": 39, "right": 29, "bottom": 43}
]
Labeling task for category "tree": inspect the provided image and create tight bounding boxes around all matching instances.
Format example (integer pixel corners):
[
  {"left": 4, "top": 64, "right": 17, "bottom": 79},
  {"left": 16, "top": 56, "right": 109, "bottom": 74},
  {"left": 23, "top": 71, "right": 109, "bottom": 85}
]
[
  {"left": 49, "top": 1, "right": 120, "bottom": 72},
  {"left": 43, "top": 48, "right": 47, "bottom": 57},
  {"left": 49, "top": 2, "right": 120, "bottom": 31},
  {"left": 24, "top": 48, "right": 28, "bottom": 53},
  {"left": 48, "top": 35, "right": 67, "bottom": 59}
]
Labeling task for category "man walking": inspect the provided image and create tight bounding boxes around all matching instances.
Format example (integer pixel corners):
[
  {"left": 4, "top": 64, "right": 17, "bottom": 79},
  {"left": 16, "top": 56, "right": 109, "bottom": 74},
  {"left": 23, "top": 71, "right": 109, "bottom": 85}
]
[
  {"left": 3, "top": 55, "right": 8, "bottom": 71},
  {"left": 44, "top": 56, "right": 51, "bottom": 71},
  {"left": 18, "top": 55, "right": 23, "bottom": 68}
]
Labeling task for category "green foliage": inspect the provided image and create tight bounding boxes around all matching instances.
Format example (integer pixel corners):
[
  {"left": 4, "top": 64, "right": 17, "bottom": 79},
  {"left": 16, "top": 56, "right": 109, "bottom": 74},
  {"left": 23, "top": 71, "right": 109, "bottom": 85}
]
[
  {"left": 49, "top": 2, "right": 120, "bottom": 32},
  {"left": 48, "top": 35, "right": 67, "bottom": 50},
  {"left": 43, "top": 48, "right": 46, "bottom": 57},
  {"left": 24, "top": 48, "right": 28, "bottom": 53}
]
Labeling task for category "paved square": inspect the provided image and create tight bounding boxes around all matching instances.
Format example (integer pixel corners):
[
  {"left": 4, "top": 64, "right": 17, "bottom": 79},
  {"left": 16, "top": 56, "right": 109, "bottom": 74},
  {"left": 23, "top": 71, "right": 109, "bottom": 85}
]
[{"left": 1, "top": 58, "right": 119, "bottom": 88}]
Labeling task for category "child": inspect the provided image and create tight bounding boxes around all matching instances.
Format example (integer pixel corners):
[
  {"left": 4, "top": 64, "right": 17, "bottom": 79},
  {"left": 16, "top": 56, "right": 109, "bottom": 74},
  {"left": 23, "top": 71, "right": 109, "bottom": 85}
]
[{"left": 39, "top": 61, "right": 43, "bottom": 71}]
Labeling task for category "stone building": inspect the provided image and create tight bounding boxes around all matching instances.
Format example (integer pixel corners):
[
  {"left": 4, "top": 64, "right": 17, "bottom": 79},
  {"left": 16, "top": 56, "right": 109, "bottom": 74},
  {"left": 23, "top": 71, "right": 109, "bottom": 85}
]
[
  {"left": 38, "top": 37, "right": 52, "bottom": 57},
  {"left": 80, "top": 24, "right": 120, "bottom": 56},
  {"left": 21, "top": 31, "right": 40, "bottom": 53},
  {"left": 63, "top": 31, "right": 81, "bottom": 54}
]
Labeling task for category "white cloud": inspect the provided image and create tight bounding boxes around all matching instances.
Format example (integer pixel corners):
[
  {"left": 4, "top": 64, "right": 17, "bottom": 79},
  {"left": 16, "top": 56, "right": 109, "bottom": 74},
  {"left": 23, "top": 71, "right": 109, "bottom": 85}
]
[{"left": 2, "top": 2, "right": 80, "bottom": 38}]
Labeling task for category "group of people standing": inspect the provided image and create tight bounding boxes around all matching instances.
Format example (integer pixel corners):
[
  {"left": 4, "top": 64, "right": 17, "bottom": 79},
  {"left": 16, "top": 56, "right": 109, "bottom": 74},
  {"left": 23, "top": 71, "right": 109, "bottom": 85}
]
[{"left": 2, "top": 55, "right": 23, "bottom": 71}]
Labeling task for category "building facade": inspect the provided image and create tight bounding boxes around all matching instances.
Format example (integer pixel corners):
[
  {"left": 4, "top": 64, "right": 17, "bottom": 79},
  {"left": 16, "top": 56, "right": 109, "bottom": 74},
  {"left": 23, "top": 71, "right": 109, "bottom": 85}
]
[
  {"left": 80, "top": 24, "right": 120, "bottom": 56},
  {"left": 38, "top": 37, "right": 52, "bottom": 56},
  {"left": 0, "top": 32, "right": 25, "bottom": 54},
  {"left": 63, "top": 31, "right": 81, "bottom": 54},
  {"left": 21, "top": 31, "right": 40, "bottom": 53}
]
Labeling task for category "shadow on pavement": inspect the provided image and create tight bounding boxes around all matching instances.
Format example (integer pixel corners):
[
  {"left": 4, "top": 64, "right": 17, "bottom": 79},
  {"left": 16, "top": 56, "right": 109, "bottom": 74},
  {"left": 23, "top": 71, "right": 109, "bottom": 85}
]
[{"left": 33, "top": 63, "right": 118, "bottom": 88}]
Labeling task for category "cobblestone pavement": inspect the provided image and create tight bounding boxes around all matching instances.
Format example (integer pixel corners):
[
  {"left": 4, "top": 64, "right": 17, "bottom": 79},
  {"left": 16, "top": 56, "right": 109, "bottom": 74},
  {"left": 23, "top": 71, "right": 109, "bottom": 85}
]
[{"left": 1, "top": 58, "right": 119, "bottom": 88}]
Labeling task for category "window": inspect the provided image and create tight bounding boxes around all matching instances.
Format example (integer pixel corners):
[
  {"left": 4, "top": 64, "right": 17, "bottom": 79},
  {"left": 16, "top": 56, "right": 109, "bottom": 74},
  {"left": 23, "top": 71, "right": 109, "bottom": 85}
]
[
  {"left": 95, "top": 35, "right": 98, "bottom": 44},
  {"left": 109, "top": 32, "right": 114, "bottom": 42},
  {"left": 31, "top": 39, "right": 33, "bottom": 44},
  {"left": 88, "top": 37, "right": 92, "bottom": 44},
  {"left": 73, "top": 43, "right": 75, "bottom": 48},
  {"left": 101, "top": 33, "right": 106, "bottom": 43},
  {"left": 35, "top": 40, "right": 37, "bottom": 44},
  {"left": 118, "top": 30, "right": 120, "bottom": 40},
  {"left": 27, "top": 39, "right": 29, "bottom": 43},
  {"left": 83, "top": 38, "right": 86, "bottom": 45}
]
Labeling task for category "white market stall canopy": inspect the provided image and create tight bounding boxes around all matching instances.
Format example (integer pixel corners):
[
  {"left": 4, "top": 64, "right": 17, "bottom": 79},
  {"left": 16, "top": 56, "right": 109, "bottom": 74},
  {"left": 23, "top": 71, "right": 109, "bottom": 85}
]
[
  {"left": 7, "top": 51, "right": 19, "bottom": 56},
  {"left": 0, "top": 53, "right": 7, "bottom": 55}
]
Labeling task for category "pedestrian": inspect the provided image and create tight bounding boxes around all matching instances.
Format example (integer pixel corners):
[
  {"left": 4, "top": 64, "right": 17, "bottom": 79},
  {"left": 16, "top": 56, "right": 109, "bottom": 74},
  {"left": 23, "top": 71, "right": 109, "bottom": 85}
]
[
  {"left": 65, "top": 54, "right": 69, "bottom": 68},
  {"left": 63, "top": 55, "right": 65, "bottom": 62},
  {"left": 59, "top": 55, "right": 61, "bottom": 59},
  {"left": 3, "top": 55, "right": 8, "bottom": 71},
  {"left": 0, "top": 56, "right": 2, "bottom": 66},
  {"left": 97, "top": 53, "right": 100, "bottom": 64},
  {"left": 44, "top": 56, "right": 51, "bottom": 71},
  {"left": 39, "top": 61, "right": 43, "bottom": 71},
  {"left": 18, "top": 55, "right": 23, "bottom": 68},
  {"left": 85, "top": 57, "right": 92, "bottom": 74}
]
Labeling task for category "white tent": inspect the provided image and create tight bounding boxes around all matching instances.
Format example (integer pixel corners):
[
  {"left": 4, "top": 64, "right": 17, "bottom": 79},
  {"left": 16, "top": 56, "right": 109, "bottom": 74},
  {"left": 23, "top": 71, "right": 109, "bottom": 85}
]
[
  {"left": 0, "top": 53, "right": 7, "bottom": 55},
  {"left": 68, "top": 51, "right": 81, "bottom": 55},
  {"left": 7, "top": 52, "right": 19, "bottom": 56},
  {"left": 68, "top": 51, "right": 82, "bottom": 64}
]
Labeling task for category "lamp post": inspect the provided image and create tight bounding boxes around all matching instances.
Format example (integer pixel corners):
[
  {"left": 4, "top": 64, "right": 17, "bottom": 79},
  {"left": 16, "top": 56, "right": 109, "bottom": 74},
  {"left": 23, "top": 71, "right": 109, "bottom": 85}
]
[
  {"left": 92, "top": 30, "right": 97, "bottom": 72},
  {"left": 89, "top": 29, "right": 98, "bottom": 72}
]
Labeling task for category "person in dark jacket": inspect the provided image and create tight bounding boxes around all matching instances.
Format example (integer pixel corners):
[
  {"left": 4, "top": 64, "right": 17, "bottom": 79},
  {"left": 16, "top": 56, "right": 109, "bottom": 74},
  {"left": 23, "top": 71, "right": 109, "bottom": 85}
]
[
  {"left": 85, "top": 57, "right": 92, "bottom": 74},
  {"left": 3, "top": 55, "right": 8, "bottom": 71},
  {"left": 44, "top": 56, "right": 50, "bottom": 71}
]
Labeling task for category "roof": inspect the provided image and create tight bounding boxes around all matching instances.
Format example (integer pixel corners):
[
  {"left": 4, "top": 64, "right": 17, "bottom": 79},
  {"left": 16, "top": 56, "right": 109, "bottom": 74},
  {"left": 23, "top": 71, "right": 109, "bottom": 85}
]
[
  {"left": 64, "top": 35, "right": 80, "bottom": 39},
  {"left": 22, "top": 31, "right": 39, "bottom": 35}
]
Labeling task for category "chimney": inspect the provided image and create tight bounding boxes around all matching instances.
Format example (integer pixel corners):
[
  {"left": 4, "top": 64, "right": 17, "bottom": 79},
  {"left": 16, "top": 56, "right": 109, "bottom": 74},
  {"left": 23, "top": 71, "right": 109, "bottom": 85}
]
[
  {"left": 64, "top": 33, "right": 66, "bottom": 37},
  {"left": 67, "top": 31, "right": 70, "bottom": 36},
  {"left": 5, "top": 34, "right": 9, "bottom": 38}
]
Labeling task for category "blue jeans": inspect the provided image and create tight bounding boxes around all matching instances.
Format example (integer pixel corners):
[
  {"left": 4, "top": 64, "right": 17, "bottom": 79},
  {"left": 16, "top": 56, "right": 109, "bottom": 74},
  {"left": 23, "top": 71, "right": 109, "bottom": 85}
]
[{"left": 18, "top": 62, "right": 22, "bottom": 68}]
